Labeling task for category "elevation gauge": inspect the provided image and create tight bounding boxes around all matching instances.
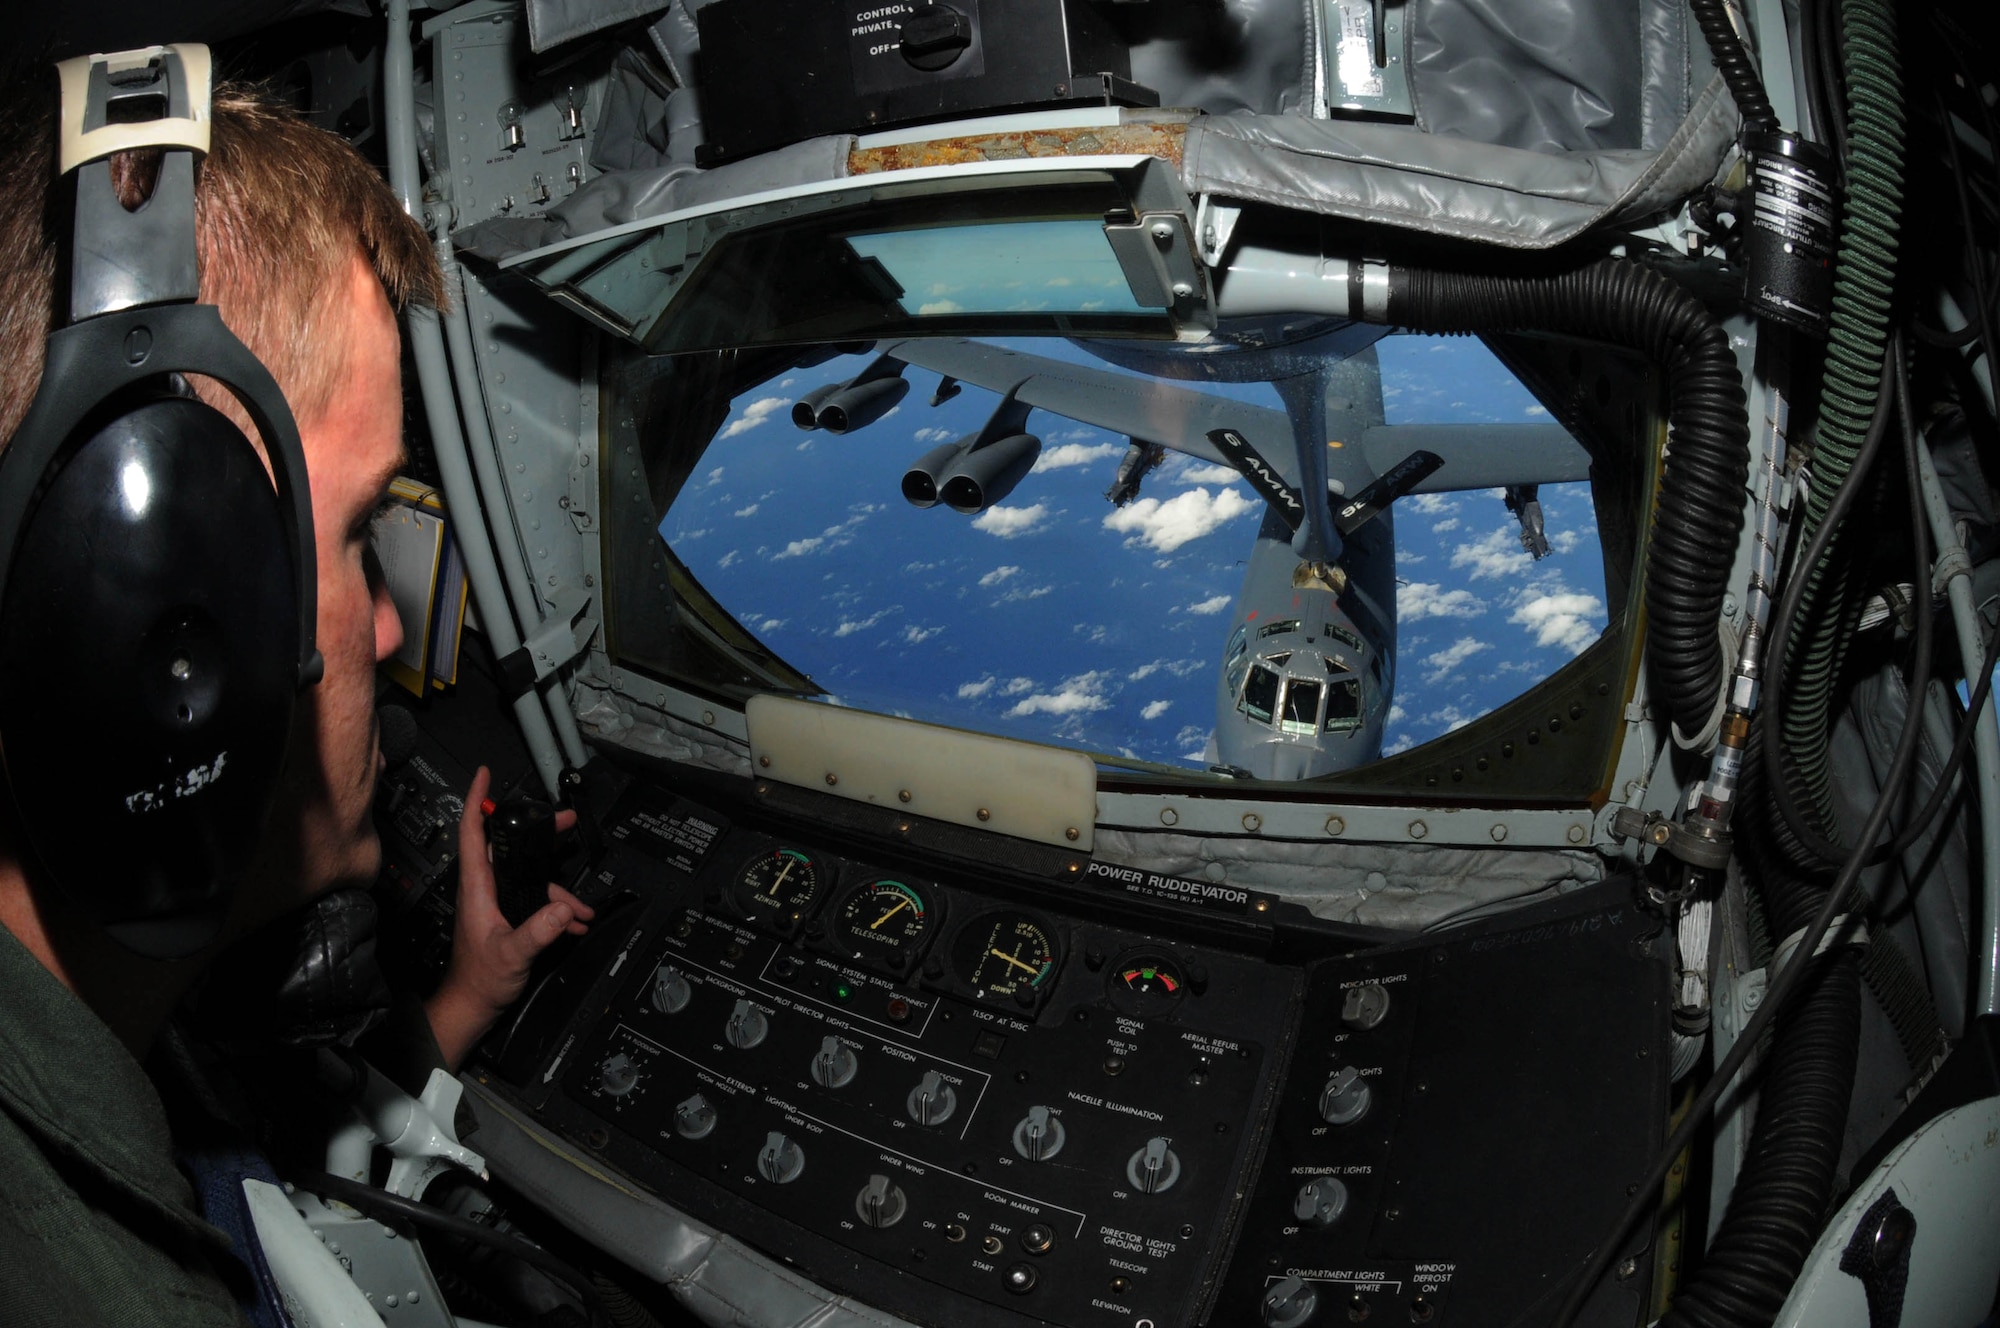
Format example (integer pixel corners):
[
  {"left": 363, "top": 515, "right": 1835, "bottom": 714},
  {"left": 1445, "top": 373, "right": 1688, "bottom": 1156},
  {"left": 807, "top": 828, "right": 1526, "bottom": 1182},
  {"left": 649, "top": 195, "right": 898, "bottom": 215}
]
[{"left": 952, "top": 911, "right": 1059, "bottom": 1003}]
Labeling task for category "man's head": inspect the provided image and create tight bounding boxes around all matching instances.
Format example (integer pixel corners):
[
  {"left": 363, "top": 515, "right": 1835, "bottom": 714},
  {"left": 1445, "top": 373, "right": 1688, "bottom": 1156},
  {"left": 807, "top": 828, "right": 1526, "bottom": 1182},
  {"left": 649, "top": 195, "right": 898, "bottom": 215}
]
[{"left": 0, "top": 71, "right": 445, "bottom": 937}]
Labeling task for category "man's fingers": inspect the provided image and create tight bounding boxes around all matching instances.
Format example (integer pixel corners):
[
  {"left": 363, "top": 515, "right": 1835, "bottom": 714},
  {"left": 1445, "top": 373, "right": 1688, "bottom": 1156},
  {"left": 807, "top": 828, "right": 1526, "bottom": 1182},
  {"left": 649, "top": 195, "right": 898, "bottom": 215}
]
[
  {"left": 548, "top": 884, "right": 595, "bottom": 921},
  {"left": 507, "top": 900, "right": 576, "bottom": 964},
  {"left": 456, "top": 767, "right": 500, "bottom": 922},
  {"left": 555, "top": 808, "right": 579, "bottom": 833}
]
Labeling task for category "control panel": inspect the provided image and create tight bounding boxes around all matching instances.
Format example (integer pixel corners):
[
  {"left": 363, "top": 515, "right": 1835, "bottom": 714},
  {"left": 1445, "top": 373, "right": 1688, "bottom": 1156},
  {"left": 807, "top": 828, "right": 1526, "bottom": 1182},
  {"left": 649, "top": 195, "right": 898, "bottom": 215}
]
[
  {"left": 1219, "top": 901, "right": 1668, "bottom": 1327},
  {"left": 397, "top": 741, "right": 1670, "bottom": 1328},
  {"left": 519, "top": 783, "right": 1301, "bottom": 1328}
]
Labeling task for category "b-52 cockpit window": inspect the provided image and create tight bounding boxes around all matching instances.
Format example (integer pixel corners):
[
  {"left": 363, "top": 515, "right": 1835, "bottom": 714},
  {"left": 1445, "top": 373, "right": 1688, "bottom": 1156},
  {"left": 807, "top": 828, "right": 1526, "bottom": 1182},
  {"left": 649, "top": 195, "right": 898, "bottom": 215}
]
[
  {"left": 1280, "top": 680, "right": 1323, "bottom": 736},
  {"left": 1241, "top": 666, "right": 1281, "bottom": 725},
  {"left": 1258, "top": 619, "right": 1300, "bottom": 640},
  {"left": 1324, "top": 678, "right": 1364, "bottom": 733}
]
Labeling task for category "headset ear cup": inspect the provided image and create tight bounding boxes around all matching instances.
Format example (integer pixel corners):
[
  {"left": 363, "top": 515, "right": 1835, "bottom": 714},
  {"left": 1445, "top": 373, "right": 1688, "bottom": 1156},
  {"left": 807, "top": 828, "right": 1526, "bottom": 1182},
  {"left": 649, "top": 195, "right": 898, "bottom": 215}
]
[{"left": 0, "top": 394, "right": 299, "bottom": 957}]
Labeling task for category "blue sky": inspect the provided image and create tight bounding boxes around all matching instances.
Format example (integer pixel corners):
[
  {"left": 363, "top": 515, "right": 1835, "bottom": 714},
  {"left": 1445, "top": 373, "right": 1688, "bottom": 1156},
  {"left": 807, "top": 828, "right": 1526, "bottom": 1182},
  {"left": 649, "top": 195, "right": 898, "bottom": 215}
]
[{"left": 661, "top": 335, "right": 1608, "bottom": 770}]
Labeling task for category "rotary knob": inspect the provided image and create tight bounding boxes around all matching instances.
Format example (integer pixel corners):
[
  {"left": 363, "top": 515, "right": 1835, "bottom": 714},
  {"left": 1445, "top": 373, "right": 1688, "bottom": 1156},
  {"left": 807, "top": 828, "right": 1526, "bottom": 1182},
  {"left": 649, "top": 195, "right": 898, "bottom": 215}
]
[
  {"left": 599, "top": 1052, "right": 638, "bottom": 1097},
  {"left": 1340, "top": 982, "right": 1390, "bottom": 1030},
  {"left": 811, "top": 1035, "right": 859, "bottom": 1088},
  {"left": 1011, "top": 1105, "right": 1066, "bottom": 1161},
  {"left": 906, "top": 1069, "right": 958, "bottom": 1126},
  {"left": 1292, "top": 1176, "right": 1349, "bottom": 1229},
  {"left": 673, "top": 1093, "right": 716, "bottom": 1140},
  {"left": 855, "top": 1174, "right": 908, "bottom": 1228},
  {"left": 1261, "top": 1274, "right": 1319, "bottom": 1328},
  {"left": 652, "top": 965, "right": 692, "bottom": 1014},
  {"left": 724, "top": 998, "right": 769, "bottom": 1049},
  {"left": 1318, "top": 1066, "right": 1371, "bottom": 1125},
  {"left": 756, "top": 1131, "right": 805, "bottom": 1184},
  {"left": 1125, "top": 1136, "right": 1181, "bottom": 1194}
]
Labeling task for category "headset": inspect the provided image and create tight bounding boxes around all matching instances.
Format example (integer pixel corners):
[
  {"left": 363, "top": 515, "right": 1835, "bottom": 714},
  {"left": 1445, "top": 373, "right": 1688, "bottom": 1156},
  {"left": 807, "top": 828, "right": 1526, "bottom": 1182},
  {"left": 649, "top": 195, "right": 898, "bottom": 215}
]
[{"left": 0, "top": 46, "right": 321, "bottom": 960}]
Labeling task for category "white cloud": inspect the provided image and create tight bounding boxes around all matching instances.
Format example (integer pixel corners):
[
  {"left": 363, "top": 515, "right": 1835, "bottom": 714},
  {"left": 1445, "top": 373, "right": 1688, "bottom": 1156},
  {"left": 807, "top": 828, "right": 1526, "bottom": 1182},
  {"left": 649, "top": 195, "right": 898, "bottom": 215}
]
[
  {"left": 1383, "top": 736, "right": 1415, "bottom": 756},
  {"left": 833, "top": 608, "right": 894, "bottom": 637},
  {"left": 1007, "top": 671, "right": 1111, "bottom": 717},
  {"left": 978, "top": 565, "right": 1021, "bottom": 587},
  {"left": 1141, "top": 700, "right": 1173, "bottom": 720},
  {"left": 1102, "top": 487, "right": 1255, "bottom": 553},
  {"left": 1431, "top": 517, "right": 1460, "bottom": 534},
  {"left": 1398, "top": 581, "right": 1485, "bottom": 622},
  {"left": 914, "top": 426, "right": 956, "bottom": 444},
  {"left": 1032, "top": 442, "right": 1121, "bottom": 473},
  {"left": 1407, "top": 492, "right": 1457, "bottom": 515},
  {"left": 997, "top": 585, "right": 1053, "bottom": 603},
  {"left": 958, "top": 677, "right": 996, "bottom": 699},
  {"left": 1172, "top": 462, "right": 1243, "bottom": 486},
  {"left": 903, "top": 624, "right": 942, "bottom": 644},
  {"left": 918, "top": 299, "right": 963, "bottom": 315},
  {"left": 717, "top": 550, "right": 740, "bottom": 569},
  {"left": 721, "top": 397, "right": 787, "bottom": 439},
  {"left": 1525, "top": 404, "right": 1549, "bottom": 416},
  {"left": 972, "top": 503, "right": 1051, "bottom": 538},
  {"left": 1423, "top": 636, "right": 1491, "bottom": 684},
  {"left": 1001, "top": 677, "right": 1035, "bottom": 696},
  {"left": 773, "top": 536, "right": 823, "bottom": 559},
  {"left": 702, "top": 467, "right": 725, "bottom": 486},
  {"left": 1511, "top": 591, "right": 1606, "bottom": 653},
  {"left": 1186, "top": 594, "right": 1233, "bottom": 616},
  {"left": 1450, "top": 526, "right": 1533, "bottom": 581},
  {"left": 756, "top": 617, "right": 784, "bottom": 633},
  {"left": 733, "top": 503, "right": 760, "bottom": 518},
  {"left": 1388, "top": 703, "right": 1407, "bottom": 725}
]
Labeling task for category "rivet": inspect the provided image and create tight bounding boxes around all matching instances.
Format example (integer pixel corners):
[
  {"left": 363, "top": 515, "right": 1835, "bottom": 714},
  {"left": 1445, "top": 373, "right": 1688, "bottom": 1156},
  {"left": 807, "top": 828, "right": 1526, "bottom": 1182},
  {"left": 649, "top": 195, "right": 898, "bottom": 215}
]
[
  {"left": 1241, "top": 813, "right": 1262, "bottom": 832},
  {"left": 1409, "top": 820, "right": 1428, "bottom": 839},
  {"left": 825, "top": 773, "right": 838, "bottom": 786},
  {"left": 977, "top": 808, "right": 991, "bottom": 822},
  {"left": 758, "top": 755, "right": 770, "bottom": 768},
  {"left": 1325, "top": 815, "right": 1345, "bottom": 835},
  {"left": 1254, "top": 899, "right": 1269, "bottom": 912},
  {"left": 1568, "top": 823, "right": 1587, "bottom": 844},
  {"left": 1490, "top": 824, "right": 1508, "bottom": 842},
  {"left": 1615, "top": 1258, "right": 1639, "bottom": 1281},
  {"left": 1065, "top": 827, "right": 1080, "bottom": 841},
  {"left": 1160, "top": 807, "right": 1179, "bottom": 826},
  {"left": 701, "top": 710, "right": 715, "bottom": 726},
  {"left": 898, "top": 789, "right": 912, "bottom": 803}
]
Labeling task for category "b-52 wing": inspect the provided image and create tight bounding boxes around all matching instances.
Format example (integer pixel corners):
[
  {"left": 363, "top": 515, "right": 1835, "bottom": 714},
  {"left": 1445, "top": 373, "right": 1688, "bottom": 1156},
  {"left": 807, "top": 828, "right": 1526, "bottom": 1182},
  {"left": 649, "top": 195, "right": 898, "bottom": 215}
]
[{"left": 877, "top": 338, "right": 1591, "bottom": 497}]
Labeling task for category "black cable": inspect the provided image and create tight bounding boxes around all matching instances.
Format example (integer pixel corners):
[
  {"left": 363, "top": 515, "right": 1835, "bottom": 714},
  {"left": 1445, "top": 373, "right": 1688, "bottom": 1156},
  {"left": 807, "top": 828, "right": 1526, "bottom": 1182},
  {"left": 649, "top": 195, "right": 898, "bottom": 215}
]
[
  {"left": 1549, "top": 439, "right": 1940, "bottom": 1327},
  {"left": 1689, "top": 0, "right": 1779, "bottom": 134},
  {"left": 1762, "top": 340, "right": 1999, "bottom": 868},
  {"left": 1938, "top": 87, "right": 2000, "bottom": 400},
  {"left": 291, "top": 1169, "right": 605, "bottom": 1322},
  {"left": 1759, "top": 358, "right": 1899, "bottom": 859}
]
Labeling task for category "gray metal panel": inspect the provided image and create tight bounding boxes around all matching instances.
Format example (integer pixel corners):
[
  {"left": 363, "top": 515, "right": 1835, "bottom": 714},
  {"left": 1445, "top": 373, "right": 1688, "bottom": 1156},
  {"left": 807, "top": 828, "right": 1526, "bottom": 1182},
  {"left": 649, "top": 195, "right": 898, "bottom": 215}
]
[
  {"left": 1360, "top": 424, "right": 1591, "bottom": 491},
  {"left": 1180, "top": 72, "right": 1738, "bottom": 249},
  {"left": 1092, "top": 826, "right": 1608, "bottom": 930},
  {"left": 460, "top": 1076, "right": 921, "bottom": 1328}
]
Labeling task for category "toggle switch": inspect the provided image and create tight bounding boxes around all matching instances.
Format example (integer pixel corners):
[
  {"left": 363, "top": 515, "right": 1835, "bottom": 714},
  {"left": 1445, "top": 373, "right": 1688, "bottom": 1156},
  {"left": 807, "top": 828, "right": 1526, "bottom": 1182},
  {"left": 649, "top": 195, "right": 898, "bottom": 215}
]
[
  {"left": 1012, "top": 1105, "right": 1067, "bottom": 1161},
  {"left": 811, "top": 1036, "right": 859, "bottom": 1088},
  {"left": 724, "top": 998, "right": 769, "bottom": 1049},
  {"left": 1126, "top": 1136, "right": 1181, "bottom": 1194},
  {"left": 756, "top": 1131, "right": 804, "bottom": 1183},
  {"left": 855, "top": 1174, "right": 907, "bottom": 1228}
]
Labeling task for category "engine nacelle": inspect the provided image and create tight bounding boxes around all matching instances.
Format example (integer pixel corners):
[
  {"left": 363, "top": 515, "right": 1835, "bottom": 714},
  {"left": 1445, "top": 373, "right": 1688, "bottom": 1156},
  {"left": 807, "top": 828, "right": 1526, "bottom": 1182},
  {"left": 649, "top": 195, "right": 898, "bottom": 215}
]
[
  {"left": 817, "top": 376, "right": 910, "bottom": 434},
  {"left": 940, "top": 433, "right": 1041, "bottom": 514},
  {"left": 901, "top": 441, "right": 966, "bottom": 509},
  {"left": 792, "top": 383, "right": 839, "bottom": 430}
]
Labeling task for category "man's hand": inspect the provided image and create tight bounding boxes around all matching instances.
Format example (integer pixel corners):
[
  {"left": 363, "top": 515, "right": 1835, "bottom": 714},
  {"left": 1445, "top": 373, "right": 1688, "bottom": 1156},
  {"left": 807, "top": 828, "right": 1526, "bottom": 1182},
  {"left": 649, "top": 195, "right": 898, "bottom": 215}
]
[{"left": 425, "top": 767, "right": 595, "bottom": 1070}]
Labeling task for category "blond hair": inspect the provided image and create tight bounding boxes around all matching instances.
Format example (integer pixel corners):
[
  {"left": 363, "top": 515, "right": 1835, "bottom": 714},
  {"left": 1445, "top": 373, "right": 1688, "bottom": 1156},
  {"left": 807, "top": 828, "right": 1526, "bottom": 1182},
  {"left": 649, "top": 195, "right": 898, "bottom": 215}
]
[{"left": 0, "top": 73, "right": 444, "bottom": 443}]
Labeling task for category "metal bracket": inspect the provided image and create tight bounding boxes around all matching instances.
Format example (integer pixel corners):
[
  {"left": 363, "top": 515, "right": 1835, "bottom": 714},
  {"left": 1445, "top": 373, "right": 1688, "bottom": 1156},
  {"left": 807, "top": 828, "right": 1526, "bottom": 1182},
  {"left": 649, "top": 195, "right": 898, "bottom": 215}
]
[
  {"left": 523, "top": 586, "right": 601, "bottom": 683},
  {"left": 1103, "top": 210, "right": 1212, "bottom": 327},
  {"left": 1610, "top": 807, "right": 1733, "bottom": 869}
]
